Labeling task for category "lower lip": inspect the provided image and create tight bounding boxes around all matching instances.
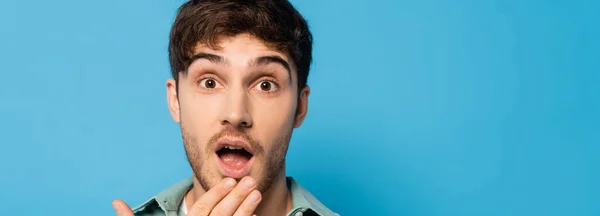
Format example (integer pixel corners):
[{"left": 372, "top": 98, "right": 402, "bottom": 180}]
[{"left": 215, "top": 153, "right": 255, "bottom": 178}]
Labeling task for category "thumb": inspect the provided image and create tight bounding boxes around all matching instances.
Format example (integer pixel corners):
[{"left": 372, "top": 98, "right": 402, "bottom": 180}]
[{"left": 112, "top": 200, "right": 135, "bottom": 216}]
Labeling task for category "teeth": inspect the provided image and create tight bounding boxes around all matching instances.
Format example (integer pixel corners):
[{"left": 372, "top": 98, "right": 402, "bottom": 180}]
[{"left": 225, "top": 145, "right": 243, "bottom": 150}]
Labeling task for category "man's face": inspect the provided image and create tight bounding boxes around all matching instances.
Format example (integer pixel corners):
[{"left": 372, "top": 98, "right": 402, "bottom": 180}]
[{"left": 166, "top": 34, "right": 309, "bottom": 193}]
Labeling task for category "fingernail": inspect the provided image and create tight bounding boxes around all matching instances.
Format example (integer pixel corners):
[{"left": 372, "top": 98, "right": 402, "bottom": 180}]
[
  {"left": 223, "top": 178, "right": 236, "bottom": 189},
  {"left": 249, "top": 190, "right": 261, "bottom": 203},
  {"left": 243, "top": 177, "right": 256, "bottom": 188}
]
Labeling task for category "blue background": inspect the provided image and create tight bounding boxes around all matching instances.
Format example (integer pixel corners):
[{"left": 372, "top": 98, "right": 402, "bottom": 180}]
[{"left": 1, "top": 0, "right": 598, "bottom": 215}]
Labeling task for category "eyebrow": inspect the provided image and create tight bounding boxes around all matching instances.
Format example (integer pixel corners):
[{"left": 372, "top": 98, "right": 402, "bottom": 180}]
[
  {"left": 190, "top": 52, "right": 226, "bottom": 65},
  {"left": 189, "top": 52, "right": 292, "bottom": 82},
  {"left": 251, "top": 55, "right": 292, "bottom": 81}
]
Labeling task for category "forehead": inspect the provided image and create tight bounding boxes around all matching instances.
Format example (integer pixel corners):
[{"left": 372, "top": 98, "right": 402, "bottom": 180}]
[{"left": 192, "top": 34, "right": 294, "bottom": 67}]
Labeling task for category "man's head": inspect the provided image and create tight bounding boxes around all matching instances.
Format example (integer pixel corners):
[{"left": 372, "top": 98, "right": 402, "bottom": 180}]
[{"left": 165, "top": 0, "right": 312, "bottom": 194}]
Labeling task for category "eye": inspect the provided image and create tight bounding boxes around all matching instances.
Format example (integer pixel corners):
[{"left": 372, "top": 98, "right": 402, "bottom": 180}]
[
  {"left": 199, "top": 77, "right": 223, "bottom": 89},
  {"left": 254, "top": 80, "right": 278, "bottom": 92}
]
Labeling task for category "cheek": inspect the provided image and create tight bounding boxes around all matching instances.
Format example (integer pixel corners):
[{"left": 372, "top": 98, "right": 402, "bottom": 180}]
[
  {"left": 179, "top": 91, "right": 224, "bottom": 140},
  {"left": 252, "top": 96, "right": 296, "bottom": 142}
]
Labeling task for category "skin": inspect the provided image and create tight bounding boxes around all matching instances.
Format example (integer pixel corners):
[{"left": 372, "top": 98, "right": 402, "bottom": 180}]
[{"left": 113, "top": 33, "right": 310, "bottom": 216}]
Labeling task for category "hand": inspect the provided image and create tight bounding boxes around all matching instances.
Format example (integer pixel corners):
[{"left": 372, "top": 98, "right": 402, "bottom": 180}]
[
  {"left": 112, "top": 176, "right": 262, "bottom": 216},
  {"left": 112, "top": 199, "right": 134, "bottom": 216},
  {"left": 188, "top": 176, "right": 262, "bottom": 216}
]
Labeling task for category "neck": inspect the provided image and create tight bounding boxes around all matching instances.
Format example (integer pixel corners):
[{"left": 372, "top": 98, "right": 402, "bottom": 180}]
[{"left": 186, "top": 169, "right": 292, "bottom": 216}]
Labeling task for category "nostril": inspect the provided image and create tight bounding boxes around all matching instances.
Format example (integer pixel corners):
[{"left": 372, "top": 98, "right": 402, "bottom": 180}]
[
  {"left": 220, "top": 111, "right": 252, "bottom": 127},
  {"left": 221, "top": 119, "right": 230, "bottom": 126}
]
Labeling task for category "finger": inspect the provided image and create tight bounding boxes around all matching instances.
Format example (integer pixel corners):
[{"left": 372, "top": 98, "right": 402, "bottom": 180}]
[
  {"left": 112, "top": 200, "right": 134, "bottom": 216},
  {"left": 188, "top": 177, "right": 237, "bottom": 215},
  {"left": 232, "top": 190, "right": 262, "bottom": 216},
  {"left": 210, "top": 176, "right": 257, "bottom": 216}
]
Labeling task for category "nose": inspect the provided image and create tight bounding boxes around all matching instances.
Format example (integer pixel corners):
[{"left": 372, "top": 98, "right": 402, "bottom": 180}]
[{"left": 219, "top": 88, "right": 253, "bottom": 128}]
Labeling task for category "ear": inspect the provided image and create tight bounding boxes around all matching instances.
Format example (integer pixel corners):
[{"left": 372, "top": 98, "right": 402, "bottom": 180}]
[
  {"left": 166, "top": 78, "right": 181, "bottom": 123},
  {"left": 293, "top": 85, "right": 310, "bottom": 128}
]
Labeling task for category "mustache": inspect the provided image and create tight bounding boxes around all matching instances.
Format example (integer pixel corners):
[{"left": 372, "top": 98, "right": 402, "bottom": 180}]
[{"left": 206, "top": 126, "right": 264, "bottom": 156}]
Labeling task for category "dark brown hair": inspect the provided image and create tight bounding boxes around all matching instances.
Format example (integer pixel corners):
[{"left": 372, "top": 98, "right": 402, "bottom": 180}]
[{"left": 169, "top": 0, "right": 313, "bottom": 93}]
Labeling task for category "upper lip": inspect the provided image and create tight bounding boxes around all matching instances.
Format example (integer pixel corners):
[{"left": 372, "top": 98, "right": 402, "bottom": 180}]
[{"left": 215, "top": 137, "right": 254, "bottom": 155}]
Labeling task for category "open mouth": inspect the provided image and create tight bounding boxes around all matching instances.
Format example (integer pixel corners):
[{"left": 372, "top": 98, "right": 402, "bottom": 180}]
[{"left": 215, "top": 141, "right": 255, "bottom": 178}]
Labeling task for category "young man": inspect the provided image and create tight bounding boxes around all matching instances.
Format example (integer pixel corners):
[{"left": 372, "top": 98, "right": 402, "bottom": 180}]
[{"left": 111, "top": 0, "right": 338, "bottom": 215}]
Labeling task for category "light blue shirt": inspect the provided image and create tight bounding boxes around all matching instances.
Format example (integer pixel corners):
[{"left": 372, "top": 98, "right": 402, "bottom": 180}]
[{"left": 132, "top": 177, "right": 339, "bottom": 216}]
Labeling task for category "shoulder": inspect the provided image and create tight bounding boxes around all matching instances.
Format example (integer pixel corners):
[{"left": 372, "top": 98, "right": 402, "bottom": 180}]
[
  {"left": 132, "top": 199, "right": 165, "bottom": 216},
  {"left": 287, "top": 177, "right": 340, "bottom": 216},
  {"left": 298, "top": 191, "right": 340, "bottom": 216},
  {"left": 130, "top": 177, "right": 193, "bottom": 216}
]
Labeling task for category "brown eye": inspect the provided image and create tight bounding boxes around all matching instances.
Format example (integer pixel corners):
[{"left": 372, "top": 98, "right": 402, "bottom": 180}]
[
  {"left": 206, "top": 79, "right": 216, "bottom": 88},
  {"left": 254, "top": 80, "right": 278, "bottom": 92},
  {"left": 260, "top": 81, "right": 271, "bottom": 91},
  {"left": 199, "top": 78, "right": 222, "bottom": 89}
]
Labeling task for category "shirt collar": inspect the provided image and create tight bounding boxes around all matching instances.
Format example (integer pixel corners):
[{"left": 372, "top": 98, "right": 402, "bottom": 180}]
[
  {"left": 287, "top": 177, "right": 337, "bottom": 216},
  {"left": 133, "top": 177, "right": 336, "bottom": 216},
  {"left": 132, "top": 177, "right": 193, "bottom": 214}
]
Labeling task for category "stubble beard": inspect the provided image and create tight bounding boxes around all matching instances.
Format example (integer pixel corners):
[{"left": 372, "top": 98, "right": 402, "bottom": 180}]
[{"left": 181, "top": 124, "right": 292, "bottom": 194}]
